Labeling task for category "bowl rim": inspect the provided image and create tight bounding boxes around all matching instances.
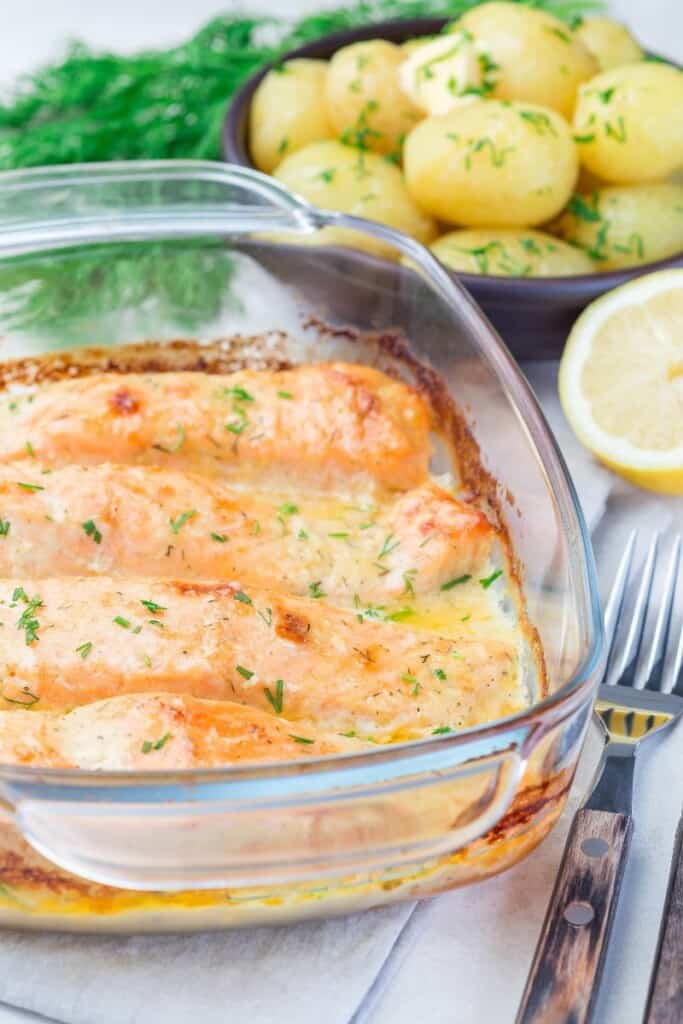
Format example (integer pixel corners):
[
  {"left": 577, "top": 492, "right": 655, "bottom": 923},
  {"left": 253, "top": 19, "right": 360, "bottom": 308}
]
[
  {"left": 0, "top": 158, "right": 604, "bottom": 796},
  {"left": 221, "top": 15, "right": 683, "bottom": 294}
]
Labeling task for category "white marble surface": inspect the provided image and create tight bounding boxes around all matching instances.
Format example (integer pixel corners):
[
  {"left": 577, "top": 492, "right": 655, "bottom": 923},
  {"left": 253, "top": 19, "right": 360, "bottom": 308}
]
[{"left": 0, "top": 3, "right": 681, "bottom": 1023}]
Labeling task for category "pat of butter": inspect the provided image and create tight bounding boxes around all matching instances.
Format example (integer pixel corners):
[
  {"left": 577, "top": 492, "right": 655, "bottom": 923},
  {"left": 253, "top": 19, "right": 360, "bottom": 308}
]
[{"left": 398, "top": 32, "right": 492, "bottom": 116}]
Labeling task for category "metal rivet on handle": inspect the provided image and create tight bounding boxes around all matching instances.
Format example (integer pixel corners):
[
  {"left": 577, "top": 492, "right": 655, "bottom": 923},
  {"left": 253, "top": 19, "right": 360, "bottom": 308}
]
[
  {"left": 581, "top": 838, "right": 609, "bottom": 858},
  {"left": 564, "top": 901, "right": 595, "bottom": 926}
]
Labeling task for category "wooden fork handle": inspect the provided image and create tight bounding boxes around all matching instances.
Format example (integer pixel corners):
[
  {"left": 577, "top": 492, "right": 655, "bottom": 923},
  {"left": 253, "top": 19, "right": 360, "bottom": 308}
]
[
  {"left": 516, "top": 807, "right": 633, "bottom": 1024},
  {"left": 645, "top": 813, "right": 683, "bottom": 1023}
]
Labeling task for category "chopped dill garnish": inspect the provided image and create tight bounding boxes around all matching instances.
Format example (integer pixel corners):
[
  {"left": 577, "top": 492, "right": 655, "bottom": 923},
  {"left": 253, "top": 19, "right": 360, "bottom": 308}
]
[
  {"left": 480, "top": 569, "right": 503, "bottom": 589},
  {"left": 76, "top": 641, "right": 93, "bottom": 659},
  {"left": 441, "top": 574, "right": 471, "bottom": 591},
  {"left": 141, "top": 599, "right": 166, "bottom": 614},
  {"left": 378, "top": 534, "right": 400, "bottom": 561},
  {"left": 226, "top": 419, "right": 247, "bottom": 435},
  {"left": 567, "top": 194, "right": 601, "bottom": 222},
  {"left": 224, "top": 386, "right": 254, "bottom": 403},
  {"left": 519, "top": 110, "right": 557, "bottom": 136},
  {"left": 82, "top": 518, "right": 102, "bottom": 544},
  {"left": 169, "top": 509, "right": 196, "bottom": 534},
  {"left": 289, "top": 734, "right": 314, "bottom": 745},
  {"left": 264, "top": 678, "right": 284, "bottom": 714},
  {"left": 14, "top": 590, "right": 42, "bottom": 646},
  {"left": 402, "top": 569, "right": 417, "bottom": 596},
  {"left": 233, "top": 589, "right": 252, "bottom": 605},
  {"left": 142, "top": 732, "right": 172, "bottom": 753},
  {"left": 544, "top": 25, "right": 572, "bottom": 42},
  {"left": 236, "top": 664, "right": 254, "bottom": 679},
  {"left": 211, "top": 532, "right": 227, "bottom": 543},
  {"left": 385, "top": 607, "right": 414, "bottom": 623},
  {"left": 604, "top": 116, "right": 627, "bottom": 143}
]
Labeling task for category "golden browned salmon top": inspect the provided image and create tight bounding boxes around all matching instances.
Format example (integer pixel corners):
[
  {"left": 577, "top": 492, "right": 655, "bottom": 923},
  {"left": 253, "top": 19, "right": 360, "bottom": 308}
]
[
  {"left": 0, "top": 464, "right": 493, "bottom": 600},
  {"left": 0, "top": 364, "right": 432, "bottom": 494},
  {"left": 0, "top": 360, "right": 530, "bottom": 770},
  {"left": 0, "top": 577, "right": 520, "bottom": 740}
]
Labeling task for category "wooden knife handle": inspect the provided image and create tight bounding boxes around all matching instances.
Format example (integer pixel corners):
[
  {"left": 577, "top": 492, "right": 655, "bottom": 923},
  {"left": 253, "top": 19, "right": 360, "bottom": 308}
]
[
  {"left": 516, "top": 807, "right": 633, "bottom": 1024},
  {"left": 645, "top": 814, "right": 683, "bottom": 1023}
]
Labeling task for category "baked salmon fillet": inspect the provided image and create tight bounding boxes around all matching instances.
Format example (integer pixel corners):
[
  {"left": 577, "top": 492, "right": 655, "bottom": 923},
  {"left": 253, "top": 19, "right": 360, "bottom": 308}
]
[
  {"left": 0, "top": 693, "right": 359, "bottom": 769},
  {"left": 0, "top": 364, "right": 431, "bottom": 493},
  {"left": 0, "top": 578, "right": 522, "bottom": 740},
  {"left": 0, "top": 465, "right": 494, "bottom": 598}
]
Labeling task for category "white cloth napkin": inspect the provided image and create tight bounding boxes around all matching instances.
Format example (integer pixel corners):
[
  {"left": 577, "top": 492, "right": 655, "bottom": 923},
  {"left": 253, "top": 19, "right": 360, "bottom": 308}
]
[{"left": 0, "top": 361, "right": 681, "bottom": 1024}]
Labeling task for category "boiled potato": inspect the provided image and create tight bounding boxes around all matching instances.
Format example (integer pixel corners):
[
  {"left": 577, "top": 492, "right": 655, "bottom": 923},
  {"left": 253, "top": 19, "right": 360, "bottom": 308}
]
[
  {"left": 455, "top": 2, "right": 597, "bottom": 118},
  {"left": 399, "top": 32, "right": 491, "bottom": 116},
  {"left": 573, "top": 63, "right": 683, "bottom": 184},
  {"left": 552, "top": 184, "right": 683, "bottom": 270},
  {"left": 403, "top": 100, "right": 578, "bottom": 227},
  {"left": 430, "top": 228, "right": 595, "bottom": 276},
  {"left": 249, "top": 60, "right": 334, "bottom": 174},
  {"left": 324, "top": 40, "right": 422, "bottom": 156},
  {"left": 401, "top": 37, "right": 436, "bottom": 56},
  {"left": 273, "top": 140, "right": 437, "bottom": 246},
  {"left": 572, "top": 16, "right": 643, "bottom": 70}
]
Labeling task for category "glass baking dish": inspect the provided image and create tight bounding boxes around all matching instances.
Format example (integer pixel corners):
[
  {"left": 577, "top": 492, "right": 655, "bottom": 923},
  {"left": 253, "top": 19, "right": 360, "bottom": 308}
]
[{"left": 0, "top": 161, "right": 602, "bottom": 932}]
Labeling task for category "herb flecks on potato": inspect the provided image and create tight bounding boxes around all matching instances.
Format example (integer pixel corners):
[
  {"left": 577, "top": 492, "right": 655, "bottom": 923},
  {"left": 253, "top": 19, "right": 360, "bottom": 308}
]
[
  {"left": 403, "top": 100, "right": 578, "bottom": 227},
  {"left": 431, "top": 228, "right": 595, "bottom": 276},
  {"left": 454, "top": 1, "right": 598, "bottom": 119},
  {"left": 274, "top": 139, "right": 436, "bottom": 247},
  {"left": 249, "top": 59, "right": 335, "bottom": 174},
  {"left": 324, "top": 40, "right": 421, "bottom": 158},
  {"left": 573, "top": 63, "right": 683, "bottom": 184},
  {"left": 553, "top": 184, "right": 683, "bottom": 271},
  {"left": 248, "top": 2, "right": 682, "bottom": 278}
]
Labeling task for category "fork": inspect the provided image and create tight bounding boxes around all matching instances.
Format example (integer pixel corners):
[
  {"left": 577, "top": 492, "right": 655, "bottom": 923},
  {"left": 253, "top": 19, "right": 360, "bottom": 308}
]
[{"left": 517, "top": 531, "right": 683, "bottom": 1024}]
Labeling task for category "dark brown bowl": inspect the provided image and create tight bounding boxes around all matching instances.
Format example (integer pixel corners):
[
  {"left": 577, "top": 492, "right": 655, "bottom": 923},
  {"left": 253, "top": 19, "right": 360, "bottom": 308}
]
[{"left": 222, "top": 18, "right": 683, "bottom": 361}]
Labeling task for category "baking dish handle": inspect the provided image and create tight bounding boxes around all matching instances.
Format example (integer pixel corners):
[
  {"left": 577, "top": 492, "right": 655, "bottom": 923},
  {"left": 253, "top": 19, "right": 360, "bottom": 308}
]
[
  {"left": 1, "top": 739, "right": 527, "bottom": 891},
  {"left": 0, "top": 159, "right": 321, "bottom": 256}
]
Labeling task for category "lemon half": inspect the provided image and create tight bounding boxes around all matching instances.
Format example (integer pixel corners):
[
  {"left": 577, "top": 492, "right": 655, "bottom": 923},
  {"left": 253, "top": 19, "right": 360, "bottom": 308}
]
[{"left": 559, "top": 269, "right": 683, "bottom": 494}]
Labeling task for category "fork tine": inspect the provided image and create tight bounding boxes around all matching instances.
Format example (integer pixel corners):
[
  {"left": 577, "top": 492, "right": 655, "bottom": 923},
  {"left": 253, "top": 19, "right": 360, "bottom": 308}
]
[
  {"left": 602, "top": 529, "right": 638, "bottom": 684},
  {"left": 607, "top": 532, "right": 659, "bottom": 688},
  {"left": 642, "top": 536, "right": 681, "bottom": 691},
  {"left": 670, "top": 618, "right": 683, "bottom": 698}
]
